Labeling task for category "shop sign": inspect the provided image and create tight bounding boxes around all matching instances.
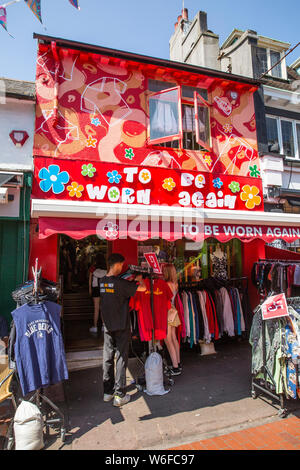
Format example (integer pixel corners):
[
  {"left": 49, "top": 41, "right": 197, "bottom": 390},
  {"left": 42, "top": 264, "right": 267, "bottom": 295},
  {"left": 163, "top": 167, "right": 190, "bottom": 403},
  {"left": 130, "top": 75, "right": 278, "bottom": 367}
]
[
  {"left": 261, "top": 294, "right": 289, "bottom": 320},
  {"left": 144, "top": 253, "right": 162, "bottom": 274},
  {"left": 33, "top": 157, "right": 263, "bottom": 212},
  {"left": 38, "top": 217, "right": 300, "bottom": 244}
]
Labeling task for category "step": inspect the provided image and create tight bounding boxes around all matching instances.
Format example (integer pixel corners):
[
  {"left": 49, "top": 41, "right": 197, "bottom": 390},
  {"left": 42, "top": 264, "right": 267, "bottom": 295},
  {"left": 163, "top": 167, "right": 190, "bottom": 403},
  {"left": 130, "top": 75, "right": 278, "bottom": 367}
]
[
  {"left": 66, "top": 349, "right": 103, "bottom": 372},
  {"left": 63, "top": 297, "right": 94, "bottom": 307},
  {"left": 63, "top": 307, "right": 94, "bottom": 315},
  {"left": 63, "top": 313, "right": 94, "bottom": 321}
]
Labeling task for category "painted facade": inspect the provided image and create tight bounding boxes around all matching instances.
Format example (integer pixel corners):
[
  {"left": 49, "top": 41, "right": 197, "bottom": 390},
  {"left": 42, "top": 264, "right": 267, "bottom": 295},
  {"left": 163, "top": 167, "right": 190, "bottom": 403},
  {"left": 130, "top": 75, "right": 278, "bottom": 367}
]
[{"left": 34, "top": 43, "right": 260, "bottom": 180}]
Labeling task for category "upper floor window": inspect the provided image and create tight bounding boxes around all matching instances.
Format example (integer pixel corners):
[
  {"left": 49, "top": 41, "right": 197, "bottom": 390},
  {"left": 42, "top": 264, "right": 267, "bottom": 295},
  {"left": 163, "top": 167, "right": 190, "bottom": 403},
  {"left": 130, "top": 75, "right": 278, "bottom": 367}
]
[
  {"left": 266, "top": 115, "right": 300, "bottom": 158},
  {"left": 148, "top": 80, "right": 211, "bottom": 151},
  {"left": 254, "top": 47, "right": 282, "bottom": 78}
]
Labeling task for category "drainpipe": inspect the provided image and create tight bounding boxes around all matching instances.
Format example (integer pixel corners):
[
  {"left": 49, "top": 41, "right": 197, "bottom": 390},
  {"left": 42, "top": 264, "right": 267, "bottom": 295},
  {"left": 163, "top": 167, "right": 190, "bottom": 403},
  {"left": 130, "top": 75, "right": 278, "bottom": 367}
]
[{"left": 51, "top": 41, "right": 59, "bottom": 127}]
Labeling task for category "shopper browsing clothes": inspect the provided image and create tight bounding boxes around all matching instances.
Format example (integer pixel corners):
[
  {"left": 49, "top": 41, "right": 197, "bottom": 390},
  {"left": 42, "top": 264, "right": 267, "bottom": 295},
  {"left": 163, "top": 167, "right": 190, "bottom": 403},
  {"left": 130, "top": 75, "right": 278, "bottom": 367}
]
[
  {"left": 89, "top": 253, "right": 107, "bottom": 335},
  {"left": 99, "top": 253, "right": 146, "bottom": 407},
  {"left": 162, "top": 264, "right": 182, "bottom": 376}
]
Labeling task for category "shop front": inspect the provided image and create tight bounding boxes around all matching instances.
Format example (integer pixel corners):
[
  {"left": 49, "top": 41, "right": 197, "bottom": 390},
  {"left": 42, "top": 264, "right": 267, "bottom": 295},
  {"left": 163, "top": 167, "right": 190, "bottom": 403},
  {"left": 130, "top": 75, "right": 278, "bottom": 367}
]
[
  {"left": 30, "top": 188, "right": 300, "bottom": 352},
  {"left": 29, "top": 34, "right": 300, "bottom": 359}
]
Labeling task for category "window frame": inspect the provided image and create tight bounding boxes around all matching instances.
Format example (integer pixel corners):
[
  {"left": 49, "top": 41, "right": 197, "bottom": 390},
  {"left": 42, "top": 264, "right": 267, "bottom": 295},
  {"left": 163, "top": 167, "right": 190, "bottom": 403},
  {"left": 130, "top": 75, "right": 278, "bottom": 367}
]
[
  {"left": 255, "top": 46, "right": 283, "bottom": 78},
  {"left": 194, "top": 91, "right": 211, "bottom": 151},
  {"left": 266, "top": 114, "right": 300, "bottom": 159},
  {"left": 147, "top": 83, "right": 211, "bottom": 151},
  {"left": 148, "top": 86, "right": 183, "bottom": 146}
]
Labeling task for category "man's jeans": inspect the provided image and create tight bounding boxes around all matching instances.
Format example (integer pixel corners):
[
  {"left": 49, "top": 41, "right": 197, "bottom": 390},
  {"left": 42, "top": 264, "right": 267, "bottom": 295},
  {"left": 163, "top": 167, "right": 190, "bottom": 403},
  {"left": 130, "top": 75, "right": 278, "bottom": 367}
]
[{"left": 103, "top": 327, "right": 130, "bottom": 398}]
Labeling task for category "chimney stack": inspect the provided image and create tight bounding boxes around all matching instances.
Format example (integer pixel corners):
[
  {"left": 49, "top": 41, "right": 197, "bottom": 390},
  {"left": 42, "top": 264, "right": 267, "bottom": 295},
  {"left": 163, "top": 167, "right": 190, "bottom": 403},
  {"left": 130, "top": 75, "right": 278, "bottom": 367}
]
[{"left": 199, "top": 11, "right": 208, "bottom": 33}]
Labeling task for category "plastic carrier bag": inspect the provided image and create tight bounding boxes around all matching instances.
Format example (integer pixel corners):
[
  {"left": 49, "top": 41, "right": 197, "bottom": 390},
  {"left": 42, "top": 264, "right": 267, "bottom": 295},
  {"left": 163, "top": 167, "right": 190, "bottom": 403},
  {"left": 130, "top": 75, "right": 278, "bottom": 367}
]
[
  {"left": 14, "top": 401, "right": 44, "bottom": 450},
  {"left": 144, "top": 352, "right": 169, "bottom": 396}
]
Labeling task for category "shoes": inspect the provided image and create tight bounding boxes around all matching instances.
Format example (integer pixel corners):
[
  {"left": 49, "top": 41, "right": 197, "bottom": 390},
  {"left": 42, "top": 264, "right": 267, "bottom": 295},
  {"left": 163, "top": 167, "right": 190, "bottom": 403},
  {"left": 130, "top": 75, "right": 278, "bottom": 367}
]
[
  {"left": 169, "top": 366, "right": 181, "bottom": 376},
  {"left": 89, "top": 326, "right": 98, "bottom": 335},
  {"left": 113, "top": 394, "right": 131, "bottom": 407},
  {"left": 178, "top": 362, "right": 183, "bottom": 371},
  {"left": 103, "top": 393, "right": 114, "bottom": 402}
]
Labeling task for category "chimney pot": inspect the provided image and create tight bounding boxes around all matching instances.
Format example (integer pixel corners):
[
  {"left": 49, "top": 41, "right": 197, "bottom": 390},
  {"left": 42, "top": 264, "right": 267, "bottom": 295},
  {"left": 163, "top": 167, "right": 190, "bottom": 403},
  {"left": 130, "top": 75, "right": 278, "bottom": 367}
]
[
  {"left": 177, "top": 15, "right": 182, "bottom": 23},
  {"left": 182, "top": 8, "right": 188, "bottom": 20}
]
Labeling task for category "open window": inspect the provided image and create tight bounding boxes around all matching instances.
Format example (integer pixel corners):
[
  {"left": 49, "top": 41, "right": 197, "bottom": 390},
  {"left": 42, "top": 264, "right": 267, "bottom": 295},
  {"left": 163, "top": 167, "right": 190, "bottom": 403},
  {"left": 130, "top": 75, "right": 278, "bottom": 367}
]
[
  {"left": 148, "top": 86, "right": 183, "bottom": 145},
  {"left": 194, "top": 91, "right": 211, "bottom": 151},
  {"left": 148, "top": 81, "right": 211, "bottom": 151}
]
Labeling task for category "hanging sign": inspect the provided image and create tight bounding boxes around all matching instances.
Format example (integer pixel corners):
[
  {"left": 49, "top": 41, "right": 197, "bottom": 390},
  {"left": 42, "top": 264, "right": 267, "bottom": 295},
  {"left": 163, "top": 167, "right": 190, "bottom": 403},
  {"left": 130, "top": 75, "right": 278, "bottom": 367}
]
[
  {"left": 261, "top": 293, "right": 289, "bottom": 321},
  {"left": 144, "top": 253, "right": 162, "bottom": 274}
]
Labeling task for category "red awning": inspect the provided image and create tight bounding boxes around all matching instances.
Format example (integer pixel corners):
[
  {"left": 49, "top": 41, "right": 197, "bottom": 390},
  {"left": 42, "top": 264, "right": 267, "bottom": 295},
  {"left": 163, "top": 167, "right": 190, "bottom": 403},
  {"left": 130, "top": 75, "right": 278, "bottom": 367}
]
[
  {"left": 265, "top": 245, "right": 300, "bottom": 260},
  {"left": 39, "top": 217, "right": 300, "bottom": 244}
]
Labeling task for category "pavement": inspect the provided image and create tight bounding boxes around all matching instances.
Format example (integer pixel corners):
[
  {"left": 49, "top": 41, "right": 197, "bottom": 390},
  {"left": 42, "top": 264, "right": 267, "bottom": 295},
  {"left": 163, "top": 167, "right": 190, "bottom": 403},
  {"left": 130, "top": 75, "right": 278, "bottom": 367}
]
[
  {"left": 2, "top": 339, "right": 300, "bottom": 450},
  {"left": 46, "top": 340, "right": 300, "bottom": 450}
]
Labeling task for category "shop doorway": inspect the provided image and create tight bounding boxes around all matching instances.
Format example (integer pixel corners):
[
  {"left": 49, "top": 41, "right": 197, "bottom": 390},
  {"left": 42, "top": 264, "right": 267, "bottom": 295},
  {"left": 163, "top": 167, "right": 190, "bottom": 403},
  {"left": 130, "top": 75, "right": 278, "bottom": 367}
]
[{"left": 59, "top": 234, "right": 108, "bottom": 352}]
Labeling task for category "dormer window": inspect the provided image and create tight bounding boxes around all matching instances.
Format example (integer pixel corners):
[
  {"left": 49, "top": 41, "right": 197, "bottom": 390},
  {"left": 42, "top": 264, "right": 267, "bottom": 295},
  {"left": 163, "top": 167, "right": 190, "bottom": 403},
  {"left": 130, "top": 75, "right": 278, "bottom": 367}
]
[{"left": 255, "top": 47, "right": 282, "bottom": 78}]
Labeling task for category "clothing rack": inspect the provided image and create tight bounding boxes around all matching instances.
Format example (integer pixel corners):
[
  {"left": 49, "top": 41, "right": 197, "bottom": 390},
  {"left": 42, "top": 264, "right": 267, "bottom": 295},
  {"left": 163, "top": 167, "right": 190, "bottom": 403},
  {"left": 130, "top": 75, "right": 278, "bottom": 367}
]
[
  {"left": 128, "top": 264, "right": 156, "bottom": 349},
  {"left": 178, "top": 276, "right": 248, "bottom": 290},
  {"left": 127, "top": 264, "right": 175, "bottom": 387},
  {"left": 250, "top": 297, "right": 300, "bottom": 418},
  {"left": 258, "top": 259, "right": 300, "bottom": 264},
  {"left": 9, "top": 259, "right": 67, "bottom": 446}
]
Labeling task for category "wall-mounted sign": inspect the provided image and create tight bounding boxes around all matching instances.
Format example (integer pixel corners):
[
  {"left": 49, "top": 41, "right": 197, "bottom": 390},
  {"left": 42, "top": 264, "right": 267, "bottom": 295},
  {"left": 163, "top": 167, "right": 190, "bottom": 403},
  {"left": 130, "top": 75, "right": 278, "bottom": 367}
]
[
  {"left": 9, "top": 130, "right": 29, "bottom": 147},
  {"left": 33, "top": 157, "right": 264, "bottom": 212}
]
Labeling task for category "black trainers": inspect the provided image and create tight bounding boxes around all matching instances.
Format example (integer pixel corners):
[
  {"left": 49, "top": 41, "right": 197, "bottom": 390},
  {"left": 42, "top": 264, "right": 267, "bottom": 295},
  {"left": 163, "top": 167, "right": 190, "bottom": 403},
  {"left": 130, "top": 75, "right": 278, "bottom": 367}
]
[{"left": 169, "top": 366, "right": 181, "bottom": 376}]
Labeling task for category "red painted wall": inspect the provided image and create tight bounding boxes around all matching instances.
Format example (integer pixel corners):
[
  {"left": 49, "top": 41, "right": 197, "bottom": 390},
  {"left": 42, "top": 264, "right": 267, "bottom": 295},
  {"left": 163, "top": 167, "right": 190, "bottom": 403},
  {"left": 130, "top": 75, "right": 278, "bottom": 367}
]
[
  {"left": 111, "top": 239, "right": 138, "bottom": 268},
  {"left": 29, "top": 220, "right": 59, "bottom": 282},
  {"left": 242, "top": 239, "right": 266, "bottom": 310}
]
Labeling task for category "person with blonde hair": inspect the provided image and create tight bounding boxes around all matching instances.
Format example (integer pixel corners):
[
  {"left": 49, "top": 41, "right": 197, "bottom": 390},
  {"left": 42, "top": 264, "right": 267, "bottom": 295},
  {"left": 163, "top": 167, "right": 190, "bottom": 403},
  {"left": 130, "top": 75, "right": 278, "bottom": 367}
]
[{"left": 162, "top": 264, "right": 182, "bottom": 376}]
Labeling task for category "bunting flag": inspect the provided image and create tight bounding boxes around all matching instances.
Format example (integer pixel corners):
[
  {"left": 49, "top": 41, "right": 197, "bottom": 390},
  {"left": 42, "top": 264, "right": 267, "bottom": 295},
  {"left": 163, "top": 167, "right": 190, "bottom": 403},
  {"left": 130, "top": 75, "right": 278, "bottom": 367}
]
[
  {"left": 0, "top": 5, "right": 8, "bottom": 31},
  {"left": 24, "top": 0, "right": 42, "bottom": 23},
  {"left": 0, "top": 4, "right": 14, "bottom": 36},
  {"left": 68, "top": 0, "right": 80, "bottom": 8}
]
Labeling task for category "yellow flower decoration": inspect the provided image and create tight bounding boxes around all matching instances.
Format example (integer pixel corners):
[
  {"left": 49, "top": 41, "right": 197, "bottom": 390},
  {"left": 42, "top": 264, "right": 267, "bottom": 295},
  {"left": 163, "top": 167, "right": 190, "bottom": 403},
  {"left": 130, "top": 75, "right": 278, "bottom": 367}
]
[
  {"left": 223, "top": 124, "right": 233, "bottom": 133},
  {"left": 86, "top": 136, "right": 97, "bottom": 148},
  {"left": 140, "top": 171, "right": 150, "bottom": 182},
  {"left": 162, "top": 177, "right": 176, "bottom": 192},
  {"left": 67, "top": 181, "right": 84, "bottom": 198},
  {"left": 240, "top": 185, "right": 261, "bottom": 209},
  {"left": 204, "top": 155, "right": 212, "bottom": 166}
]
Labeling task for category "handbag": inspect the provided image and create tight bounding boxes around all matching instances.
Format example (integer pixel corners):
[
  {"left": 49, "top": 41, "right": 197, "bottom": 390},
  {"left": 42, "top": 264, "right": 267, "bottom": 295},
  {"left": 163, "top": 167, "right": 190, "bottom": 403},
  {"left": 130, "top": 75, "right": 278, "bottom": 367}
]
[{"left": 167, "top": 305, "right": 178, "bottom": 323}]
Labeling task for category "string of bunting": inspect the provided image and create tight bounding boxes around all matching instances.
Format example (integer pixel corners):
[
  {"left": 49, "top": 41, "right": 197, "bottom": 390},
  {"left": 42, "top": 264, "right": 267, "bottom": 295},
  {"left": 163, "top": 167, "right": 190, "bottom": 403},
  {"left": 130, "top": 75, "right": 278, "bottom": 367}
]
[{"left": 0, "top": 0, "right": 80, "bottom": 34}]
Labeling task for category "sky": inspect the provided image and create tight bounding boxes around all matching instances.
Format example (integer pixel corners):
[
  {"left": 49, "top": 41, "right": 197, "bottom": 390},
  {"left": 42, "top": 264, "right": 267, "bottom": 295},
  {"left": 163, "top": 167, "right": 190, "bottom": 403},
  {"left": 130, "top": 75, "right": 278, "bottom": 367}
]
[{"left": 0, "top": 0, "right": 299, "bottom": 82}]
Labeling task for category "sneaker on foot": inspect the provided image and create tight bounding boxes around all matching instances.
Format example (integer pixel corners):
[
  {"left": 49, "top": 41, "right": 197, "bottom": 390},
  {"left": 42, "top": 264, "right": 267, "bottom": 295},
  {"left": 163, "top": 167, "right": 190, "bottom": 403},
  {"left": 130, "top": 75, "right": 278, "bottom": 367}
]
[
  {"left": 169, "top": 367, "right": 181, "bottom": 376},
  {"left": 113, "top": 394, "right": 131, "bottom": 407},
  {"left": 103, "top": 393, "right": 114, "bottom": 402}
]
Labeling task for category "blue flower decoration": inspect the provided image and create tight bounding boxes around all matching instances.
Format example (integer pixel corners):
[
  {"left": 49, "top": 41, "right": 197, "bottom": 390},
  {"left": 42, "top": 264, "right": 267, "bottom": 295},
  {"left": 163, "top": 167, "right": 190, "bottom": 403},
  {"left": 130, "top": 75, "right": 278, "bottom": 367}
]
[
  {"left": 39, "top": 164, "right": 70, "bottom": 194},
  {"left": 107, "top": 170, "right": 122, "bottom": 184},
  {"left": 213, "top": 177, "right": 223, "bottom": 189}
]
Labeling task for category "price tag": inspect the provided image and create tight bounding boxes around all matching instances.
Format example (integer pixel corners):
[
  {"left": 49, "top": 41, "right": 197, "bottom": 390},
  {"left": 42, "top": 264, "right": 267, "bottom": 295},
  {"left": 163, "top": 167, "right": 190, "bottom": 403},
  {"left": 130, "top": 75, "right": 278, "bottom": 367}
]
[
  {"left": 144, "top": 252, "right": 162, "bottom": 274},
  {"left": 261, "top": 293, "right": 289, "bottom": 320}
]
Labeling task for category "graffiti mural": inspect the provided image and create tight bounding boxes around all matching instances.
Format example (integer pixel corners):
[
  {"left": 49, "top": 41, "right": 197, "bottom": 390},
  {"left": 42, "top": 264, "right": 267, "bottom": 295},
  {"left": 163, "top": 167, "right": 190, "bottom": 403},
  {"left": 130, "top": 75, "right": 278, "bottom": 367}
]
[{"left": 34, "top": 44, "right": 260, "bottom": 177}]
